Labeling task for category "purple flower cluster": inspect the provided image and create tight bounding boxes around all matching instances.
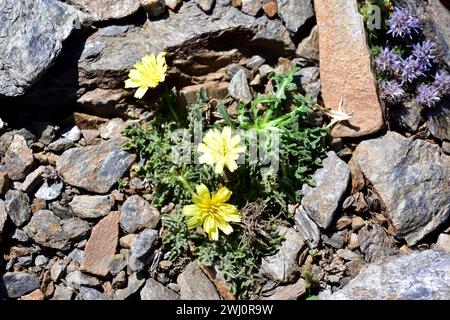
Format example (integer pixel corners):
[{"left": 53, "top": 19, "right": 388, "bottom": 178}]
[
  {"left": 375, "top": 48, "right": 401, "bottom": 74},
  {"left": 415, "top": 71, "right": 450, "bottom": 107},
  {"left": 411, "top": 40, "right": 436, "bottom": 71},
  {"left": 380, "top": 80, "right": 406, "bottom": 104},
  {"left": 400, "top": 56, "right": 425, "bottom": 83},
  {"left": 387, "top": 7, "right": 421, "bottom": 39}
]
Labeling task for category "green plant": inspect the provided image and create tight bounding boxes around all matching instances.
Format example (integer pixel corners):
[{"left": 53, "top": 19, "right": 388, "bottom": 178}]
[{"left": 161, "top": 209, "right": 196, "bottom": 262}]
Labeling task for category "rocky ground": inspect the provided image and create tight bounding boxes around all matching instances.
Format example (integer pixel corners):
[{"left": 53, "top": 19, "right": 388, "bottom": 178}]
[{"left": 0, "top": 0, "right": 449, "bottom": 300}]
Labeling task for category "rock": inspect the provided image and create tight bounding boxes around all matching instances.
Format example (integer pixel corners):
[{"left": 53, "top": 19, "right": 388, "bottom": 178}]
[
  {"left": 112, "top": 271, "right": 127, "bottom": 289},
  {"left": 35, "top": 181, "right": 64, "bottom": 201},
  {"left": 337, "top": 249, "right": 361, "bottom": 261},
  {"left": 262, "top": 279, "right": 306, "bottom": 300},
  {"left": 426, "top": 0, "right": 450, "bottom": 67},
  {"left": 21, "top": 166, "right": 45, "bottom": 193},
  {"left": 443, "top": 141, "right": 450, "bottom": 156},
  {"left": 345, "top": 259, "right": 366, "bottom": 278},
  {"left": 5, "top": 190, "right": 31, "bottom": 227},
  {"left": 301, "top": 151, "right": 350, "bottom": 229},
  {"left": 25, "top": 210, "right": 68, "bottom": 249},
  {"left": 261, "top": 0, "right": 278, "bottom": 18},
  {"left": 178, "top": 82, "right": 229, "bottom": 107},
  {"left": 68, "top": 113, "right": 108, "bottom": 130},
  {"left": 46, "top": 138, "right": 74, "bottom": 153},
  {"left": 0, "top": 171, "right": 10, "bottom": 196},
  {"left": 433, "top": 234, "right": 450, "bottom": 253},
  {"left": 51, "top": 285, "right": 73, "bottom": 300},
  {"left": 262, "top": 227, "right": 305, "bottom": 283},
  {"left": 65, "top": 271, "right": 100, "bottom": 289},
  {"left": 0, "top": 200, "right": 7, "bottom": 234},
  {"left": 12, "top": 229, "right": 29, "bottom": 242},
  {"left": 69, "top": 249, "right": 85, "bottom": 263},
  {"left": 196, "top": 0, "right": 215, "bottom": 12},
  {"left": 61, "top": 218, "right": 91, "bottom": 241},
  {"left": 128, "top": 255, "right": 146, "bottom": 273},
  {"left": 70, "top": 195, "right": 112, "bottom": 219},
  {"left": 246, "top": 55, "right": 266, "bottom": 69},
  {"left": 140, "top": 278, "right": 180, "bottom": 300},
  {"left": 108, "top": 254, "right": 127, "bottom": 276},
  {"left": 1, "top": 272, "right": 40, "bottom": 298},
  {"left": 358, "top": 225, "right": 398, "bottom": 262},
  {"left": 391, "top": 100, "right": 423, "bottom": 132},
  {"left": 0, "top": 0, "right": 77, "bottom": 96},
  {"left": 426, "top": 99, "right": 450, "bottom": 141},
  {"left": 314, "top": 0, "right": 384, "bottom": 138},
  {"left": 120, "top": 196, "right": 161, "bottom": 234},
  {"left": 177, "top": 262, "right": 220, "bottom": 300},
  {"left": 62, "top": 126, "right": 82, "bottom": 142},
  {"left": 120, "top": 234, "right": 137, "bottom": 249},
  {"left": 229, "top": 69, "right": 252, "bottom": 103},
  {"left": 276, "top": 0, "right": 314, "bottom": 33},
  {"left": 57, "top": 138, "right": 136, "bottom": 194},
  {"left": 81, "top": 212, "right": 120, "bottom": 277},
  {"left": 4, "top": 135, "right": 34, "bottom": 180},
  {"left": 329, "top": 250, "right": 450, "bottom": 300},
  {"left": 114, "top": 272, "right": 145, "bottom": 300},
  {"left": 336, "top": 216, "right": 352, "bottom": 230},
  {"left": 19, "top": 289, "right": 45, "bottom": 300},
  {"left": 294, "top": 206, "right": 320, "bottom": 249},
  {"left": 50, "top": 259, "right": 70, "bottom": 282},
  {"left": 296, "top": 66, "right": 321, "bottom": 103},
  {"left": 296, "top": 25, "right": 319, "bottom": 61},
  {"left": 131, "top": 229, "right": 158, "bottom": 259},
  {"left": 241, "top": 0, "right": 261, "bottom": 16},
  {"left": 352, "top": 132, "right": 450, "bottom": 245},
  {"left": 99, "top": 119, "right": 126, "bottom": 140},
  {"left": 165, "top": 0, "right": 183, "bottom": 10},
  {"left": 79, "top": 287, "right": 111, "bottom": 300},
  {"left": 322, "top": 233, "right": 345, "bottom": 249},
  {"left": 141, "top": 0, "right": 166, "bottom": 16},
  {"left": 35, "top": 255, "right": 49, "bottom": 268},
  {"left": 49, "top": 202, "right": 74, "bottom": 219},
  {"left": 69, "top": 0, "right": 141, "bottom": 21}
]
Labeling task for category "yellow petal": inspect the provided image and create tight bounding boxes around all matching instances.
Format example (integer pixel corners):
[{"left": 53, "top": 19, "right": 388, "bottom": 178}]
[
  {"left": 225, "top": 159, "right": 238, "bottom": 172},
  {"left": 134, "top": 87, "right": 148, "bottom": 99},
  {"left": 124, "top": 79, "right": 140, "bottom": 88},
  {"left": 204, "top": 216, "right": 219, "bottom": 241},
  {"left": 182, "top": 204, "right": 198, "bottom": 217},
  {"left": 215, "top": 217, "right": 233, "bottom": 235},
  {"left": 186, "top": 216, "right": 203, "bottom": 229},
  {"left": 222, "top": 126, "right": 232, "bottom": 141},
  {"left": 212, "top": 186, "right": 232, "bottom": 204},
  {"left": 214, "top": 160, "right": 225, "bottom": 174}
]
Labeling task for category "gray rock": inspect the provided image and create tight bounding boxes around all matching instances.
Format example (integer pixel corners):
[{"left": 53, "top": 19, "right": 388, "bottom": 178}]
[
  {"left": 131, "top": 229, "right": 158, "bottom": 259},
  {"left": 296, "top": 25, "right": 319, "bottom": 61},
  {"left": 12, "top": 229, "right": 30, "bottom": 242},
  {"left": 65, "top": 271, "right": 100, "bottom": 290},
  {"left": 0, "top": 0, "right": 77, "bottom": 96},
  {"left": 70, "top": 195, "right": 112, "bottom": 219},
  {"left": 140, "top": 278, "right": 181, "bottom": 300},
  {"left": 68, "top": 0, "right": 140, "bottom": 21},
  {"left": 433, "top": 234, "right": 450, "bottom": 253},
  {"left": 322, "top": 233, "right": 345, "bottom": 249},
  {"left": 443, "top": 141, "right": 450, "bottom": 156},
  {"left": 177, "top": 262, "right": 220, "bottom": 300},
  {"left": 241, "top": 0, "right": 261, "bottom": 16},
  {"left": 0, "top": 200, "right": 7, "bottom": 234},
  {"left": 57, "top": 138, "right": 136, "bottom": 194},
  {"left": 35, "top": 181, "right": 64, "bottom": 201},
  {"left": 5, "top": 190, "right": 31, "bottom": 227},
  {"left": 68, "top": 249, "right": 85, "bottom": 263},
  {"left": 262, "top": 227, "right": 305, "bottom": 283},
  {"left": 301, "top": 151, "right": 350, "bottom": 229},
  {"left": 1, "top": 272, "right": 40, "bottom": 298},
  {"left": 337, "top": 249, "right": 361, "bottom": 261},
  {"left": 358, "top": 224, "right": 398, "bottom": 262},
  {"left": 128, "top": 255, "right": 146, "bottom": 273},
  {"left": 114, "top": 272, "right": 145, "bottom": 300},
  {"left": 99, "top": 118, "right": 126, "bottom": 140},
  {"left": 120, "top": 196, "right": 161, "bottom": 234},
  {"left": 352, "top": 132, "right": 450, "bottom": 245},
  {"left": 108, "top": 254, "right": 127, "bottom": 276},
  {"left": 196, "top": 0, "right": 215, "bottom": 11},
  {"left": 246, "top": 55, "right": 266, "bottom": 69},
  {"left": 50, "top": 258, "right": 70, "bottom": 282},
  {"left": 294, "top": 206, "right": 320, "bottom": 249},
  {"left": 276, "top": 0, "right": 314, "bottom": 33},
  {"left": 20, "top": 166, "right": 46, "bottom": 193},
  {"left": 62, "top": 126, "right": 82, "bottom": 142},
  {"left": 425, "top": 0, "right": 450, "bottom": 67},
  {"left": 296, "top": 66, "right": 321, "bottom": 103},
  {"left": 35, "top": 255, "right": 49, "bottom": 268},
  {"left": 329, "top": 250, "right": 450, "bottom": 300},
  {"left": 141, "top": 0, "right": 166, "bottom": 17},
  {"left": 51, "top": 285, "right": 73, "bottom": 300},
  {"left": 426, "top": 99, "right": 450, "bottom": 141},
  {"left": 79, "top": 286, "right": 111, "bottom": 300},
  {"left": 229, "top": 69, "right": 252, "bottom": 103},
  {"left": 24, "top": 210, "right": 69, "bottom": 249},
  {"left": 4, "top": 135, "right": 34, "bottom": 181},
  {"left": 49, "top": 202, "right": 74, "bottom": 219},
  {"left": 112, "top": 271, "right": 127, "bottom": 289},
  {"left": 391, "top": 100, "right": 423, "bottom": 132},
  {"left": 61, "top": 217, "right": 91, "bottom": 241},
  {"left": 46, "top": 138, "right": 74, "bottom": 153},
  {"left": 262, "top": 279, "right": 306, "bottom": 300}
]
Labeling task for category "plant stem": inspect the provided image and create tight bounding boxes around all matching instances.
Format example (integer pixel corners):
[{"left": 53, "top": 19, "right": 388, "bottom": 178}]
[{"left": 177, "top": 175, "right": 195, "bottom": 197}]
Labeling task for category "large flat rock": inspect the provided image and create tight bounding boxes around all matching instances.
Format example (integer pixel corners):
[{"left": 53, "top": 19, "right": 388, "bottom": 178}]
[
  {"left": 352, "top": 132, "right": 450, "bottom": 245},
  {"left": 314, "top": 0, "right": 384, "bottom": 138},
  {"left": 328, "top": 250, "right": 450, "bottom": 300},
  {"left": 68, "top": 0, "right": 141, "bottom": 21},
  {"left": 0, "top": 0, "right": 78, "bottom": 96}
]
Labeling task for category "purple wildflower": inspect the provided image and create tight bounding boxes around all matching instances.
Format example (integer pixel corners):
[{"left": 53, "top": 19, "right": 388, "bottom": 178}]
[
  {"left": 416, "top": 83, "right": 441, "bottom": 107},
  {"left": 375, "top": 48, "right": 402, "bottom": 74},
  {"left": 387, "top": 7, "right": 421, "bottom": 39},
  {"left": 433, "top": 70, "right": 450, "bottom": 94},
  {"left": 380, "top": 80, "right": 406, "bottom": 104},
  {"left": 400, "top": 56, "right": 425, "bottom": 83},
  {"left": 412, "top": 40, "right": 436, "bottom": 71}
]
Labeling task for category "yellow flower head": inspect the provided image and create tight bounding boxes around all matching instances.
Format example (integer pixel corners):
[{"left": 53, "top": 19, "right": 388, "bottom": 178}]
[
  {"left": 124, "top": 52, "right": 167, "bottom": 99},
  {"left": 182, "top": 184, "right": 241, "bottom": 241},
  {"left": 198, "top": 127, "right": 246, "bottom": 174}
]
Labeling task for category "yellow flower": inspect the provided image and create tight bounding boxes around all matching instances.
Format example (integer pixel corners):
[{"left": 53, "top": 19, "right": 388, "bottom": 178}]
[
  {"left": 198, "top": 127, "right": 246, "bottom": 174},
  {"left": 182, "top": 184, "right": 241, "bottom": 241},
  {"left": 124, "top": 52, "right": 167, "bottom": 99}
]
